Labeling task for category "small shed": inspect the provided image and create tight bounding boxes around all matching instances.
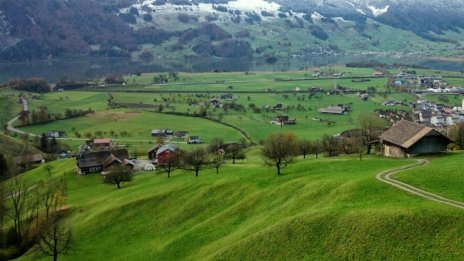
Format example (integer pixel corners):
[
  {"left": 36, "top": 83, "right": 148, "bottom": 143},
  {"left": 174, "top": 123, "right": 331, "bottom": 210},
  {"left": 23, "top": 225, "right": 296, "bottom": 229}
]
[{"left": 380, "top": 120, "right": 452, "bottom": 158}]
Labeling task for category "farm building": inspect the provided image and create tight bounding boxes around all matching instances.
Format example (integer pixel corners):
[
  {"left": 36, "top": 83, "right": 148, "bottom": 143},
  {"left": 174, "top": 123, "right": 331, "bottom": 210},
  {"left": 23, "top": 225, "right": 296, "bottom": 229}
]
[
  {"left": 92, "top": 139, "right": 112, "bottom": 149},
  {"left": 151, "top": 129, "right": 174, "bottom": 137},
  {"left": 148, "top": 144, "right": 179, "bottom": 165},
  {"left": 379, "top": 120, "right": 452, "bottom": 158},
  {"left": 271, "top": 116, "right": 296, "bottom": 125},
  {"left": 14, "top": 154, "right": 45, "bottom": 166},
  {"left": 319, "top": 106, "right": 347, "bottom": 115},
  {"left": 76, "top": 148, "right": 131, "bottom": 175}
]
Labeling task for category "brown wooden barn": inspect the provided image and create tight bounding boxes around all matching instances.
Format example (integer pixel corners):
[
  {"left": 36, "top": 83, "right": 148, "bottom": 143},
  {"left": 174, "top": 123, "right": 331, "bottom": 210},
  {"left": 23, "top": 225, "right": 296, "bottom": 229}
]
[{"left": 380, "top": 120, "right": 452, "bottom": 158}]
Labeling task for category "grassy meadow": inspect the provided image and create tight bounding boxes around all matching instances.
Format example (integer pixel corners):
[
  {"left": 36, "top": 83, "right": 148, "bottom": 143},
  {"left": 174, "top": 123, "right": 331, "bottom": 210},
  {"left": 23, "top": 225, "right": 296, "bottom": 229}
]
[
  {"left": 19, "top": 109, "right": 246, "bottom": 150},
  {"left": 13, "top": 68, "right": 421, "bottom": 148},
  {"left": 11, "top": 150, "right": 464, "bottom": 261},
  {"left": 395, "top": 152, "right": 464, "bottom": 202},
  {"left": 0, "top": 95, "right": 21, "bottom": 125},
  {"left": 1, "top": 68, "right": 464, "bottom": 260}
]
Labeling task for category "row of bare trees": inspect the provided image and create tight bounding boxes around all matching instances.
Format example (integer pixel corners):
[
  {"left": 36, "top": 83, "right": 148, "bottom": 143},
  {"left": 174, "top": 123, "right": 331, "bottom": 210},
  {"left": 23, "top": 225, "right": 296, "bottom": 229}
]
[
  {"left": 104, "top": 113, "right": 385, "bottom": 186},
  {"left": 0, "top": 177, "right": 71, "bottom": 260}
]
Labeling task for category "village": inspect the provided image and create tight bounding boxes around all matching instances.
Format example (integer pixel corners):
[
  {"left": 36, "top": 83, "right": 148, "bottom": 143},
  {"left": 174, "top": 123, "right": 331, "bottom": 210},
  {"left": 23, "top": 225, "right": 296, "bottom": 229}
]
[{"left": 2, "top": 67, "right": 464, "bottom": 261}]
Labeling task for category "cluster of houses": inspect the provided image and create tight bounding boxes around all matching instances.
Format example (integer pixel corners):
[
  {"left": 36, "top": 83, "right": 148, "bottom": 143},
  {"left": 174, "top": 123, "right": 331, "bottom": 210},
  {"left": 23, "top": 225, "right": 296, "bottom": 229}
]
[
  {"left": 414, "top": 99, "right": 464, "bottom": 127},
  {"left": 208, "top": 93, "right": 236, "bottom": 108},
  {"left": 393, "top": 72, "right": 464, "bottom": 94},
  {"left": 375, "top": 109, "right": 411, "bottom": 122},
  {"left": 76, "top": 139, "right": 135, "bottom": 175},
  {"left": 150, "top": 129, "right": 201, "bottom": 144}
]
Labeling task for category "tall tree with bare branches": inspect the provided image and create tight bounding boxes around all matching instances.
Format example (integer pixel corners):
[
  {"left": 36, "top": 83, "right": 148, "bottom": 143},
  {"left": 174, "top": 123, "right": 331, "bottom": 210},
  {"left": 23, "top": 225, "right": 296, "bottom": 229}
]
[
  {"left": 7, "top": 177, "right": 28, "bottom": 244},
  {"left": 261, "top": 132, "right": 299, "bottom": 175},
  {"left": 37, "top": 190, "right": 71, "bottom": 261},
  {"left": 0, "top": 184, "right": 7, "bottom": 247},
  {"left": 182, "top": 148, "right": 209, "bottom": 177}
]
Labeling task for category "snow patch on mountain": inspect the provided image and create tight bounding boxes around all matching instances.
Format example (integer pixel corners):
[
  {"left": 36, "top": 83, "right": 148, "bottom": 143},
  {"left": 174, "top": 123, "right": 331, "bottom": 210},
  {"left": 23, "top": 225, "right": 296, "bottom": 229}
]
[
  {"left": 367, "top": 5, "right": 389, "bottom": 16},
  {"left": 228, "top": 0, "right": 280, "bottom": 12},
  {"left": 311, "top": 12, "right": 325, "bottom": 20}
]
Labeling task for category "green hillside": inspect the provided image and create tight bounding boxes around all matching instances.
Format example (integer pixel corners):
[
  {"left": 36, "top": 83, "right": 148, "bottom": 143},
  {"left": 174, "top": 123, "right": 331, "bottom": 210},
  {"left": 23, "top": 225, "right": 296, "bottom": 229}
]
[
  {"left": 395, "top": 153, "right": 464, "bottom": 202},
  {"left": 0, "top": 133, "right": 41, "bottom": 156},
  {"left": 12, "top": 151, "right": 464, "bottom": 260}
]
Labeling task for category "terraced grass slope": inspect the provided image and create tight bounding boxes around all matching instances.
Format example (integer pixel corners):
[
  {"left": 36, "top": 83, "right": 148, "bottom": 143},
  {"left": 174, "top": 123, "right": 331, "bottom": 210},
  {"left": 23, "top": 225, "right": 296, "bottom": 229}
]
[
  {"left": 14, "top": 151, "right": 464, "bottom": 260},
  {"left": 0, "top": 133, "right": 41, "bottom": 156}
]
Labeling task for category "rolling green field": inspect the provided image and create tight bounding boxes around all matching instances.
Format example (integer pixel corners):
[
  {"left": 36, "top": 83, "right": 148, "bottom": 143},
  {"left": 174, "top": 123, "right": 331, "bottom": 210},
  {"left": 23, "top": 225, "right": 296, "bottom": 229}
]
[
  {"left": 20, "top": 90, "right": 408, "bottom": 144},
  {"left": 13, "top": 68, "right": 420, "bottom": 147},
  {"left": 0, "top": 95, "right": 21, "bottom": 125},
  {"left": 395, "top": 153, "right": 464, "bottom": 202},
  {"left": 0, "top": 133, "right": 42, "bottom": 156},
  {"left": 7, "top": 67, "right": 463, "bottom": 152},
  {"left": 19, "top": 109, "right": 245, "bottom": 150},
  {"left": 2, "top": 67, "right": 464, "bottom": 260},
  {"left": 25, "top": 91, "right": 109, "bottom": 113},
  {"left": 12, "top": 151, "right": 464, "bottom": 260}
]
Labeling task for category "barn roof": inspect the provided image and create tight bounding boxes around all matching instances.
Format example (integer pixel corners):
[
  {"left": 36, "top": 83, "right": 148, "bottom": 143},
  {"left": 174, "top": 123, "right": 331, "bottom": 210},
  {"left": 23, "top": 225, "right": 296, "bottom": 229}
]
[
  {"left": 380, "top": 120, "right": 450, "bottom": 149},
  {"left": 93, "top": 139, "right": 112, "bottom": 145},
  {"left": 156, "top": 144, "right": 178, "bottom": 155}
]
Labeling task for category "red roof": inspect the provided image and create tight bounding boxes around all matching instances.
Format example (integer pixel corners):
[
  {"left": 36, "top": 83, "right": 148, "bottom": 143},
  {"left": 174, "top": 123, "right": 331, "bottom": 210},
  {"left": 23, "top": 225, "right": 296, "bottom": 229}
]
[{"left": 94, "top": 139, "right": 112, "bottom": 145}]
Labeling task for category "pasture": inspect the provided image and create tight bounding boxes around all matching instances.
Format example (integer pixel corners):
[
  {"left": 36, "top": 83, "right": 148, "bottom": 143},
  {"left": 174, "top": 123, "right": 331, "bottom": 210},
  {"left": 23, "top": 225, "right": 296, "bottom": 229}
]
[
  {"left": 13, "top": 151, "right": 464, "bottom": 261},
  {"left": 395, "top": 152, "right": 464, "bottom": 202}
]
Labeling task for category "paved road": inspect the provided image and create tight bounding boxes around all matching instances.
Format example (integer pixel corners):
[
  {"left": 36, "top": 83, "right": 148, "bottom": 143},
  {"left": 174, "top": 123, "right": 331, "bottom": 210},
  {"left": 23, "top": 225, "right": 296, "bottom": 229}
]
[
  {"left": 6, "top": 115, "right": 34, "bottom": 136},
  {"left": 376, "top": 159, "right": 464, "bottom": 210}
]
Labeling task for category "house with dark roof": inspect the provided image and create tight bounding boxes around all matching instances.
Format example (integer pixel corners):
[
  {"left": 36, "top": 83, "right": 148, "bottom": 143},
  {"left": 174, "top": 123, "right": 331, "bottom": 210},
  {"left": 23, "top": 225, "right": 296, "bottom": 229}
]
[
  {"left": 319, "top": 106, "right": 347, "bottom": 115},
  {"left": 76, "top": 148, "right": 131, "bottom": 175},
  {"left": 14, "top": 154, "right": 44, "bottom": 166},
  {"left": 379, "top": 120, "right": 452, "bottom": 158}
]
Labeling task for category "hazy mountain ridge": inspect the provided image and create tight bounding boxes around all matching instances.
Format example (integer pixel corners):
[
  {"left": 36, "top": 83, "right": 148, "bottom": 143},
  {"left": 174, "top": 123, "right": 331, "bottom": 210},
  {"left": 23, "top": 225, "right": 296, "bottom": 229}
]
[{"left": 0, "top": 0, "right": 463, "bottom": 62}]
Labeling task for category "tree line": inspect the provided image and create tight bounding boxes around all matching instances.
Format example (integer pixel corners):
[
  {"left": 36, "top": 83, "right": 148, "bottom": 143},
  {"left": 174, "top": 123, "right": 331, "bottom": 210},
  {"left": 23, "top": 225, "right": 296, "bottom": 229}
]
[
  {"left": 0, "top": 176, "right": 71, "bottom": 260},
  {"left": 106, "top": 114, "right": 384, "bottom": 191},
  {"left": 18, "top": 106, "right": 93, "bottom": 126}
]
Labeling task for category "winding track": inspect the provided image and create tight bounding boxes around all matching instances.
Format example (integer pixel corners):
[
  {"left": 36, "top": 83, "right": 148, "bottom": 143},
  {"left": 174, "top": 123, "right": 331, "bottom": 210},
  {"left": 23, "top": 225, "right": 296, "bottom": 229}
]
[{"left": 376, "top": 159, "right": 464, "bottom": 210}]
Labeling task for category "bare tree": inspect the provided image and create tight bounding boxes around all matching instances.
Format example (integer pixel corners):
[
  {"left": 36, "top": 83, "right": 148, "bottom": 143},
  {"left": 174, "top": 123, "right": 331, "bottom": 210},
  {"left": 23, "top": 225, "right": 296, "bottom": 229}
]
[
  {"left": 38, "top": 220, "right": 72, "bottom": 261},
  {"left": 7, "top": 177, "right": 28, "bottom": 244},
  {"left": 261, "top": 132, "right": 299, "bottom": 175},
  {"left": 299, "top": 139, "right": 311, "bottom": 159},
  {"left": 225, "top": 143, "right": 245, "bottom": 164},
  {"left": 0, "top": 184, "right": 7, "bottom": 247},
  {"left": 39, "top": 181, "right": 58, "bottom": 220},
  {"left": 37, "top": 192, "right": 71, "bottom": 261},
  {"left": 448, "top": 122, "right": 464, "bottom": 149},
  {"left": 211, "top": 151, "right": 224, "bottom": 174},
  {"left": 312, "top": 140, "right": 320, "bottom": 159},
  {"left": 207, "top": 138, "right": 224, "bottom": 153},
  {"left": 322, "top": 134, "right": 341, "bottom": 157},
  {"left": 161, "top": 152, "right": 180, "bottom": 178},
  {"left": 0, "top": 154, "right": 9, "bottom": 181},
  {"left": 358, "top": 113, "right": 384, "bottom": 154},
  {"left": 182, "top": 148, "right": 209, "bottom": 177},
  {"left": 103, "top": 165, "right": 134, "bottom": 189}
]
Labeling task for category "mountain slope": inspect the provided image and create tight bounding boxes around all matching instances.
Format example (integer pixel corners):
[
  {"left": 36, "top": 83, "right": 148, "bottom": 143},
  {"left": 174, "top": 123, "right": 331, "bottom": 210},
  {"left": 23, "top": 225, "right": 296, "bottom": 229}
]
[{"left": 0, "top": 0, "right": 463, "bottom": 62}]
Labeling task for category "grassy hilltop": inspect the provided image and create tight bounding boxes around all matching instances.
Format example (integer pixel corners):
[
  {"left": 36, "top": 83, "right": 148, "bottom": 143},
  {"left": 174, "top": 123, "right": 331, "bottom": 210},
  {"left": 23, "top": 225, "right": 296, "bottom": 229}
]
[{"left": 12, "top": 151, "right": 464, "bottom": 261}]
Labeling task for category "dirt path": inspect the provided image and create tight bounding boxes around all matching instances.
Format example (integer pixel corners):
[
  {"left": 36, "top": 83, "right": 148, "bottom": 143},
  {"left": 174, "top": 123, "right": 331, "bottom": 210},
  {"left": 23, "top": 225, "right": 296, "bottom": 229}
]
[{"left": 376, "top": 159, "right": 464, "bottom": 210}]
